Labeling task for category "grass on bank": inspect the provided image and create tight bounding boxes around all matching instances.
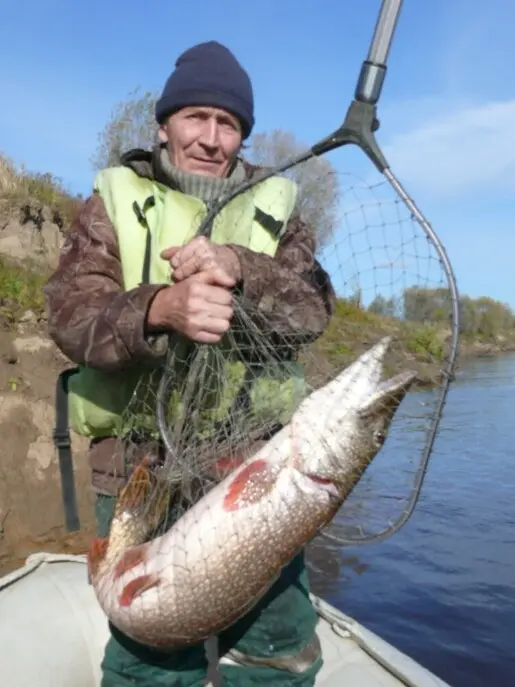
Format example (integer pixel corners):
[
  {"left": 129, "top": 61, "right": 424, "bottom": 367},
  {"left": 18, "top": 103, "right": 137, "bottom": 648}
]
[
  {"left": 0, "top": 153, "right": 80, "bottom": 226},
  {"left": 0, "top": 243, "right": 508, "bottom": 367},
  {"left": 0, "top": 257, "right": 49, "bottom": 328},
  {"left": 0, "top": 150, "right": 449, "bottom": 358},
  {"left": 0, "top": 249, "right": 449, "bottom": 369},
  {"left": 0, "top": 152, "right": 80, "bottom": 328},
  {"left": 0, "top": 151, "right": 513, "bottom": 371},
  {"left": 311, "top": 298, "right": 447, "bottom": 371}
]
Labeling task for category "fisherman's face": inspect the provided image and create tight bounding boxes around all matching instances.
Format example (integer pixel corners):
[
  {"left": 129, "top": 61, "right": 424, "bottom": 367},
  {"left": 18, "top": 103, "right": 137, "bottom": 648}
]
[{"left": 159, "top": 106, "right": 243, "bottom": 178}]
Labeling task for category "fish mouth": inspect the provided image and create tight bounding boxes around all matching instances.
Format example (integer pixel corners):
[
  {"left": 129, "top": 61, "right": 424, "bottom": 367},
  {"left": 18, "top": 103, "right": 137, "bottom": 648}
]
[
  {"left": 303, "top": 473, "right": 341, "bottom": 497},
  {"left": 358, "top": 368, "right": 418, "bottom": 421}
]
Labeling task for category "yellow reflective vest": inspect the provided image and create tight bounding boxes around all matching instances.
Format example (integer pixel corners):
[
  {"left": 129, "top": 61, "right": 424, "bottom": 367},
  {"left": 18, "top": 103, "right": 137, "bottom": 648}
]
[{"left": 68, "top": 165, "right": 307, "bottom": 440}]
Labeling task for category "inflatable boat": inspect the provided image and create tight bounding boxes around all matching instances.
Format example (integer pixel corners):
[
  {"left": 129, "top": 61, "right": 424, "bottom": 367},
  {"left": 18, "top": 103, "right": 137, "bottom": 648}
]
[{"left": 0, "top": 552, "right": 451, "bottom": 686}]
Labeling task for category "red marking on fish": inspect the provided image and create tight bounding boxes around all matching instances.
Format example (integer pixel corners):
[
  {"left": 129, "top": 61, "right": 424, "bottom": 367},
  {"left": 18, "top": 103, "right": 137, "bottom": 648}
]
[
  {"left": 113, "top": 543, "right": 149, "bottom": 579},
  {"left": 223, "top": 458, "right": 277, "bottom": 512},
  {"left": 87, "top": 537, "right": 109, "bottom": 578},
  {"left": 118, "top": 573, "right": 160, "bottom": 607}
]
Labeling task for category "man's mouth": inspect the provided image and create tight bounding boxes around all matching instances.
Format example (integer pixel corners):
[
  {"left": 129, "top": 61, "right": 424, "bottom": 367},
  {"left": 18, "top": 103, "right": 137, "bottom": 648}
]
[{"left": 193, "top": 158, "right": 221, "bottom": 166}]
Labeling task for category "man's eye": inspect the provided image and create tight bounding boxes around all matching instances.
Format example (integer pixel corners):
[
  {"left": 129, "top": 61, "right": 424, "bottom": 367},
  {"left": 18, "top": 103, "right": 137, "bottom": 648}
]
[{"left": 223, "top": 122, "right": 237, "bottom": 131}]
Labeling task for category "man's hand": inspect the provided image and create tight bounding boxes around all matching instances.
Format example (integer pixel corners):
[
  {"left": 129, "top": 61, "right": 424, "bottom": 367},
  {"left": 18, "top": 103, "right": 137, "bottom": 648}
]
[
  {"left": 146, "top": 268, "right": 235, "bottom": 344},
  {"left": 161, "top": 237, "right": 242, "bottom": 283}
]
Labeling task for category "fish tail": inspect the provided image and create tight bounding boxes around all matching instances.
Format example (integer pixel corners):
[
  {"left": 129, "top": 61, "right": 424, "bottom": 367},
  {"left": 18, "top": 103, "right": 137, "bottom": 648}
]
[
  {"left": 115, "top": 464, "right": 152, "bottom": 513},
  {"left": 145, "top": 480, "right": 171, "bottom": 532},
  {"left": 114, "top": 461, "right": 170, "bottom": 536}
]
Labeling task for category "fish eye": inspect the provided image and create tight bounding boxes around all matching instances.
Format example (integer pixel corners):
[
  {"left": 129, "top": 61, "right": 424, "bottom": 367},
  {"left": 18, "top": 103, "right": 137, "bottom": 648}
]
[{"left": 374, "top": 429, "right": 386, "bottom": 447}]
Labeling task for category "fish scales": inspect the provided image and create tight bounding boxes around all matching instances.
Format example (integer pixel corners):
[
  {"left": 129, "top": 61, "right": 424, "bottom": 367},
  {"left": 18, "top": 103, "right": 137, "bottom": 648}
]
[{"left": 88, "top": 337, "right": 416, "bottom": 649}]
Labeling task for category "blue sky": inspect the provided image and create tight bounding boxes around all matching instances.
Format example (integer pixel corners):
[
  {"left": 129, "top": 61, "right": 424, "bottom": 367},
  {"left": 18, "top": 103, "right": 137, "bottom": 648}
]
[{"left": 1, "top": 0, "right": 514, "bottom": 308}]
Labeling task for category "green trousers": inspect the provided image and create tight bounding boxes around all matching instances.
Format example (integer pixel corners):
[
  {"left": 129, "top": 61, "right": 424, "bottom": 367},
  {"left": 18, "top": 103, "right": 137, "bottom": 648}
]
[{"left": 95, "top": 495, "right": 322, "bottom": 686}]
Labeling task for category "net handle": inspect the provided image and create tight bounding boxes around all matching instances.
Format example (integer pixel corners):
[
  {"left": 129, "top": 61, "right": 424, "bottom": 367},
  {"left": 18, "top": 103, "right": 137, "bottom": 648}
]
[
  {"left": 182, "top": 0, "right": 405, "bottom": 212},
  {"left": 355, "top": 0, "right": 404, "bottom": 105}
]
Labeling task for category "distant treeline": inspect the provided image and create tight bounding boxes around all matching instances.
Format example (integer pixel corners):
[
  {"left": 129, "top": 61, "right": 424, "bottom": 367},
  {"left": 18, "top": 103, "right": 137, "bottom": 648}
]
[{"left": 367, "top": 287, "right": 515, "bottom": 337}]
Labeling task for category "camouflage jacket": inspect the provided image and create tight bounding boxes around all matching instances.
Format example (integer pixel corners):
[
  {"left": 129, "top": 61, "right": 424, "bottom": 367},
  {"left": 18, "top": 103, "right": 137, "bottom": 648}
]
[
  {"left": 44, "top": 148, "right": 336, "bottom": 370},
  {"left": 43, "top": 147, "right": 336, "bottom": 494}
]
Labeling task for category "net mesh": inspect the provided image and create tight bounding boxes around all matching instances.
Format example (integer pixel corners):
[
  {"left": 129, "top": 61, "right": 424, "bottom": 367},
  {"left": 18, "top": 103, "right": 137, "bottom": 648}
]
[
  {"left": 84, "top": 152, "right": 460, "bottom": 646},
  {"left": 105, "top": 159, "right": 456, "bottom": 549}
]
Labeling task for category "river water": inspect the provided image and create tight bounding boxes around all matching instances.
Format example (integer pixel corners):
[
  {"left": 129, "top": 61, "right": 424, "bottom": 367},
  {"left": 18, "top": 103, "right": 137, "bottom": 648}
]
[{"left": 308, "top": 353, "right": 515, "bottom": 687}]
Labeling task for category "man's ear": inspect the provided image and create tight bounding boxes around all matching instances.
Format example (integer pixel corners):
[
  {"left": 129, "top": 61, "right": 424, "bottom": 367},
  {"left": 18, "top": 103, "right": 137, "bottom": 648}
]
[{"left": 157, "top": 124, "right": 168, "bottom": 143}]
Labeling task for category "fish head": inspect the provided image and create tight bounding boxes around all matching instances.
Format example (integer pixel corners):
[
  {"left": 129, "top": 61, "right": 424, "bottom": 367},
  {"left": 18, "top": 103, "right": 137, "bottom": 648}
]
[
  {"left": 294, "top": 337, "right": 417, "bottom": 492},
  {"left": 347, "top": 366, "right": 417, "bottom": 461}
]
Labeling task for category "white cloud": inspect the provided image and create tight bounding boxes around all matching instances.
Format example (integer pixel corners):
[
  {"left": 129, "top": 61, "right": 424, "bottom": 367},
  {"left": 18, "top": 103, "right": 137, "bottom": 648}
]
[{"left": 382, "top": 98, "right": 515, "bottom": 199}]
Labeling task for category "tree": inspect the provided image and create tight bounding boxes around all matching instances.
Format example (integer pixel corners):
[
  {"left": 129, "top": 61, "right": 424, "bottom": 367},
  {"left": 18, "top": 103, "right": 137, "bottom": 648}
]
[
  {"left": 403, "top": 286, "right": 453, "bottom": 324},
  {"left": 91, "top": 88, "right": 159, "bottom": 171},
  {"left": 368, "top": 294, "right": 398, "bottom": 318},
  {"left": 248, "top": 129, "right": 340, "bottom": 248},
  {"left": 91, "top": 90, "right": 341, "bottom": 248},
  {"left": 399, "top": 286, "right": 515, "bottom": 339}
]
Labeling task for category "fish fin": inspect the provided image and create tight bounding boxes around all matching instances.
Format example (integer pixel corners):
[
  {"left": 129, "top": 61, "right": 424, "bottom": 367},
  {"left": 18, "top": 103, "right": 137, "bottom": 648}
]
[
  {"left": 118, "top": 573, "right": 160, "bottom": 607},
  {"left": 223, "top": 458, "right": 277, "bottom": 512},
  {"left": 87, "top": 537, "right": 109, "bottom": 578},
  {"left": 113, "top": 542, "right": 149, "bottom": 579}
]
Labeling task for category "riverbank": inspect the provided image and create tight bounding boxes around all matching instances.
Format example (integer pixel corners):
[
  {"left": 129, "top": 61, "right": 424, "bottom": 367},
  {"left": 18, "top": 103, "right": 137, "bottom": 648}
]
[
  {"left": 0, "top": 251, "right": 513, "bottom": 389},
  {"left": 1, "top": 150, "right": 513, "bottom": 387},
  {"left": 304, "top": 297, "right": 515, "bottom": 389},
  {"left": 0, "top": 250, "right": 510, "bottom": 577}
]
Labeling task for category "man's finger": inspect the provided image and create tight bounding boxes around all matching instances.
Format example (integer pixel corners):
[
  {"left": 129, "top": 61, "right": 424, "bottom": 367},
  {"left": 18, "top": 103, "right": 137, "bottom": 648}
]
[
  {"left": 194, "top": 330, "right": 223, "bottom": 344},
  {"left": 194, "top": 267, "right": 236, "bottom": 288},
  {"left": 160, "top": 246, "right": 181, "bottom": 260},
  {"left": 168, "top": 240, "right": 208, "bottom": 266},
  {"left": 173, "top": 254, "right": 211, "bottom": 281},
  {"left": 199, "top": 316, "right": 232, "bottom": 335},
  {"left": 203, "top": 303, "right": 233, "bottom": 320}
]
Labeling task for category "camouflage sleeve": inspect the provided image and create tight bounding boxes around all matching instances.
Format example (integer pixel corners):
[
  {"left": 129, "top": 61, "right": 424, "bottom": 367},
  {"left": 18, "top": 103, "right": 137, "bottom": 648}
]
[
  {"left": 44, "top": 193, "right": 335, "bottom": 371},
  {"left": 228, "top": 214, "right": 336, "bottom": 347},
  {"left": 43, "top": 193, "right": 169, "bottom": 372}
]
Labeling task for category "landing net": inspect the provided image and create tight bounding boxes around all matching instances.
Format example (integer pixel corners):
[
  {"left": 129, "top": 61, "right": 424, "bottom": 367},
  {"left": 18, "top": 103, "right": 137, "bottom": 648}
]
[
  {"left": 101, "top": 0, "right": 461, "bottom": 553},
  {"left": 110, "top": 153, "right": 458, "bottom": 546}
]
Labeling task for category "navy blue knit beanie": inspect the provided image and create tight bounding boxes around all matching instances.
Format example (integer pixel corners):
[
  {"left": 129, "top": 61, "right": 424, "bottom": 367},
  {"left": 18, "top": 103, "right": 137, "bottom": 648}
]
[{"left": 155, "top": 41, "right": 254, "bottom": 139}]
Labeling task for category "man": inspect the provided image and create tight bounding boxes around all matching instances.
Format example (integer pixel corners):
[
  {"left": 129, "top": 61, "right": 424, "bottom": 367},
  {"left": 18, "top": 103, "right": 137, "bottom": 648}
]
[{"left": 44, "top": 40, "right": 336, "bottom": 687}]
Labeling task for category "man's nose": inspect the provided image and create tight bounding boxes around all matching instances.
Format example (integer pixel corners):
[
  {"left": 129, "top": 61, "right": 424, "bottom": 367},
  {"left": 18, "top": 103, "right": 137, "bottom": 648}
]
[{"left": 199, "top": 119, "right": 220, "bottom": 148}]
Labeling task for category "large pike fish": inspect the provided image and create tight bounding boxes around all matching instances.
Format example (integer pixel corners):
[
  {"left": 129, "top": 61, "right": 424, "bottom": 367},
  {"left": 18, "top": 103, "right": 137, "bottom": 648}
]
[{"left": 88, "top": 336, "right": 416, "bottom": 649}]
